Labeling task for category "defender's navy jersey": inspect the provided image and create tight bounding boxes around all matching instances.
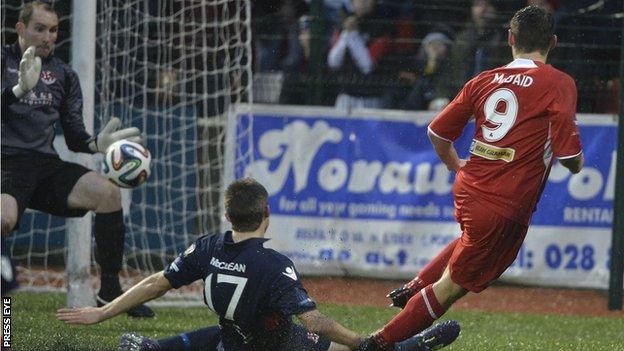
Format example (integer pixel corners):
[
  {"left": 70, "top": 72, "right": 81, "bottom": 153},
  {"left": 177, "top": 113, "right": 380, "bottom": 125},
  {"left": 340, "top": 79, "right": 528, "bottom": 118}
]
[{"left": 164, "top": 231, "right": 317, "bottom": 351}]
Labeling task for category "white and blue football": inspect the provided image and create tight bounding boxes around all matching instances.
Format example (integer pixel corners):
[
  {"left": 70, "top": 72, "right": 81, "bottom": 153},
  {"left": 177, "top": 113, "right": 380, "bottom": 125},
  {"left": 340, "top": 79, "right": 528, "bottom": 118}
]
[{"left": 103, "top": 140, "right": 151, "bottom": 188}]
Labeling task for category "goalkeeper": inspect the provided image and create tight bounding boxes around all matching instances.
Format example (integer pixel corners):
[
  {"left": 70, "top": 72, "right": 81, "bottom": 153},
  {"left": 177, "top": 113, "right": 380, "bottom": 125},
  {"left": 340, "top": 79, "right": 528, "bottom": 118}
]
[{"left": 1, "top": 1, "right": 153, "bottom": 317}]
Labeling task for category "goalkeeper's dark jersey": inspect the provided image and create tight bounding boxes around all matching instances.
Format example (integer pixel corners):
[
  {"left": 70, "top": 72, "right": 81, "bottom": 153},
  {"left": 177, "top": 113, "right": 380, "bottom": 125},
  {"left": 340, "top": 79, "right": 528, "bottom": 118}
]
[
  {"left": 1, "top": 43, "right": 92, "bottom": 156},
  {"left": 164, "top": 231, "right": 317, "bottom": 351}
]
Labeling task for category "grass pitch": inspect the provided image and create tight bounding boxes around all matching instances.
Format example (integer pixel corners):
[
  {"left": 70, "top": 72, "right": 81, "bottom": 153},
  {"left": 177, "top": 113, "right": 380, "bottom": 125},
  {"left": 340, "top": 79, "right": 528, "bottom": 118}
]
[{"left": 10, "top": 291, "right": 624, "bottom": 350}]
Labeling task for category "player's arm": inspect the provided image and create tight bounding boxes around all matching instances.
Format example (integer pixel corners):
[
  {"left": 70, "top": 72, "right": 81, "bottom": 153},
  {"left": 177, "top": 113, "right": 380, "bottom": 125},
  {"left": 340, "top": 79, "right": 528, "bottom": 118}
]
[
  {"left": 427, "top": 81, "right": 474, "bottom": 171},
  {"left": 272, "top": 260, "right": 361, "bottom": 349},
  {"left": 327, "top": 29, "right": 351, "bottom": 69},
  {"left": 559, "top": 152, "right": 583, "bottom": 174},
  {"left": 56, "top": 271, "right": 171, "bottom": 325},
  {"left": 550, "top": 76, "right": 583, "bottom": 175},
  {"left": 87, "top": 117, "right": 143, "bottom": 153},
  {"left": 58, "top": 68, "right": 96, "bottom": 153},
  {"left": 2, "top": 46, "right": 41, "bottom": 118},
  {"left": 57, "top": 240, "right": 202, "bottom": 325},
  {"left": 297, "top": 309, "right": 362, "bottom": 349},
  {"left": 427, "top": 129, "right": 466, "bottom": 172},
  {"left": 9, "top": 46, "right": 41, "bottom": 99},
  {"left": 59, "top": 69, "right": 142, "bottom": 154}
]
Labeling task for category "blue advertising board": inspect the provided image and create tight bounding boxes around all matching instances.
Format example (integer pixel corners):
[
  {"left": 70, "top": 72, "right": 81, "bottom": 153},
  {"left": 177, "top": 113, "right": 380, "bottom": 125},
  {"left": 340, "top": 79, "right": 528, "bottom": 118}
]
[{"left": 231, "top": 105, "right": 618, "bottom": 289}]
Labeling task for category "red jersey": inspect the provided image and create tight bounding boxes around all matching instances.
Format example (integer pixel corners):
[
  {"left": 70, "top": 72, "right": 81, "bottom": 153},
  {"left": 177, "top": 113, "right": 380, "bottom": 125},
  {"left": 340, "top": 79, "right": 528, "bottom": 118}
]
[{"left": 429, "top": 58, "right": 582, "bottom": 225}]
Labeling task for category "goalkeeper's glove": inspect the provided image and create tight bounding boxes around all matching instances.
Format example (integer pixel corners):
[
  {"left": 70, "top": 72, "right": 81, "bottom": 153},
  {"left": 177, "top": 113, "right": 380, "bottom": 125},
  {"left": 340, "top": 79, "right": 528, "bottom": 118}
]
[
  {"left": 12, "top": 46, "right": 42, "bottom": 99},
  {"left": 88, "top": 117, "right": 143, "bottom": 153}
]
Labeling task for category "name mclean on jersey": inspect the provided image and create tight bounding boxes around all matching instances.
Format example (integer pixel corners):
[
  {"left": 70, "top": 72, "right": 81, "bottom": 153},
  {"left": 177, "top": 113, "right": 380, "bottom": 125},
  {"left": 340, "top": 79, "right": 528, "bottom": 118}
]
[
  {"left": 210, "top": 257, "right": 246, "bottom": 273},
  {"left": 492, "top": 73, "right": 533, "bottom": 87}
]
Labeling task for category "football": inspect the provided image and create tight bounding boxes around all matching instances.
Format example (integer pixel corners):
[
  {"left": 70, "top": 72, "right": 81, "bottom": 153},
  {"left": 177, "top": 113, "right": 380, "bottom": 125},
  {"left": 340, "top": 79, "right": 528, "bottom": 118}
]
[{"left": 102, "top": 140, "right": 151, "bottom": 188}]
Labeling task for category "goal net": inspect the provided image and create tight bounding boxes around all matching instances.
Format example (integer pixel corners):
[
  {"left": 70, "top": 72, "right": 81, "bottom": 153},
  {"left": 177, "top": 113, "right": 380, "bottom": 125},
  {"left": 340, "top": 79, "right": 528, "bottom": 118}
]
[{"left": 2, "top": 0, "right": 253, "bottom": 303}]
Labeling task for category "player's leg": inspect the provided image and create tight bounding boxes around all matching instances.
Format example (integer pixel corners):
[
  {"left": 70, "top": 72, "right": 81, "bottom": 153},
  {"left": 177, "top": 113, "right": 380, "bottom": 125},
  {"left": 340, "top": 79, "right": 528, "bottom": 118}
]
[
  {"left": 56, "top": 170, "right": 123, "bottom": 296},
  {"left": 156, "top": 327, "right": 221, "bottom": 351},
  {"left": 387, "top": 238, "right": 459, "bottom": 308},
  {"left": 328, "top": 342, "right": 350, "bottom": 351},
  {"left": 29, "top": 161, "right": 152, "bottom": 317},
  {"left": 1, "top": 154, "right": 44, "bottom": 293},
  {"left": 357, "top": 320, "right": 461, "bottom": 351},
  {"left": 119, "top": 332, "right": 161, "bottom": 351},
  {"left": 1, "top": 194, "right": 19, "bottom": 235},
  {"left": 66, "top": 170, "right": 121, "bottom": 212},
  {"left": 377, "top": 198, "right": 529, "bottom": 347},
  {"left": 388, "top": 195, "right": 466, "bottom": 308},
  {"left": 119, "top": 326, "right": 221, "bottom": 351},
  {"left": 2, "top": 194, "right": 27, "bottom": 294},
  {"left": 1, "top": 154, "right": 41, "bottom": 235},
  {"left": 373, "top": 270, "right": 465, "bottom": 347},
  {"left": 389, "top": 199, "right": 466, "bottom": 308},
  {"left": 374, "top": 197, "right": 483, "bottom": 346},
  {"left": 65, "top": 170, "right": 154, "bottom": 317},
  {"left": 393, "top": 320, "right": 461, "bottom": 351},
  {"left": 416, "top": 238, "right": 459, "bottom": 286},
  {"left": 1, "top": 235, "right": 20, "bottom": 295},
  {"left": 66, "top": 172, "right": 125, "bottom": 297}
]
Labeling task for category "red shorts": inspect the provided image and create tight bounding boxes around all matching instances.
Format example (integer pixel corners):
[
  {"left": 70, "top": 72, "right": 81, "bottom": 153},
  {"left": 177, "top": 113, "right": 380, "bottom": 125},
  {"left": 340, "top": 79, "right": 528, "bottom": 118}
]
[{"left": 448, "top": 193, "right": 529, "bottom": 293}]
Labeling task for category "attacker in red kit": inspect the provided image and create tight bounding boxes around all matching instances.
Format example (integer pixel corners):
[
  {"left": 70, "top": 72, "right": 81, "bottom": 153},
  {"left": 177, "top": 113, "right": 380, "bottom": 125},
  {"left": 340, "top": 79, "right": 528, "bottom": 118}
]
[{"left": 359, "top": 5, "right": 585, "bottom": 350}]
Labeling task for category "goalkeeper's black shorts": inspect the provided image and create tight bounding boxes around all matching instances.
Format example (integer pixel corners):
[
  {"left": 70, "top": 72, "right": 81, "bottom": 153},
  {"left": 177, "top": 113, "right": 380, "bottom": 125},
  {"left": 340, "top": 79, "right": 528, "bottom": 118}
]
[{"left": 1, "top": 152, "right": 91, "bottom": 223}]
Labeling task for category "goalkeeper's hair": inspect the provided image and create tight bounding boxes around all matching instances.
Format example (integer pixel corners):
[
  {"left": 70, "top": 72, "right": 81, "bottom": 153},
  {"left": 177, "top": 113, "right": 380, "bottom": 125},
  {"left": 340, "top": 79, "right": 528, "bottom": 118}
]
[
  {"left": 19, "top": 1, "right": 58, "bottom": 26},
  {"left": 509, "top": 5, "right": 554, "bottom": 55},
  {"left": 225, "top": 178, "right": 269, "bottom": 232}
]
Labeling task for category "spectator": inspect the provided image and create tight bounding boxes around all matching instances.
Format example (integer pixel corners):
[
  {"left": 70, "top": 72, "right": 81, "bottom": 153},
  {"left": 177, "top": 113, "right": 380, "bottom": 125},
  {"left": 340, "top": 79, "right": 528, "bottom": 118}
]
[
  {"left": 382, "top": 31, "right": 453, "bottom": 110},
  {"left": 279, "top": 15, "right": 320, "bottom": 105},
  {"left": 547, "top": 0, "right": 621, "bottom": 113},
  {"left": 327, "top": 0, "right": 396, "bottom": 110},
  {"left": 322, "top": 0, "right": 355, "bottom": 39},
  {"left": 431, "top": 0, "right": 508, "bottom": 111},
  {"left": 253, "top": 0, "right": 308, "bottom": 73}
]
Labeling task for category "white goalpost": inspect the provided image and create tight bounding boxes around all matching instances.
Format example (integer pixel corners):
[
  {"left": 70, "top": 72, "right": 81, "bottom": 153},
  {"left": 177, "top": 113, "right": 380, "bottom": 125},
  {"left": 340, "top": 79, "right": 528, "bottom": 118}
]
[
  {"left": 2, "top": 0, "right": 253, "bottom": 306},
  {"left": 66, "top": 0, "right": 97, "bottom": 308}
]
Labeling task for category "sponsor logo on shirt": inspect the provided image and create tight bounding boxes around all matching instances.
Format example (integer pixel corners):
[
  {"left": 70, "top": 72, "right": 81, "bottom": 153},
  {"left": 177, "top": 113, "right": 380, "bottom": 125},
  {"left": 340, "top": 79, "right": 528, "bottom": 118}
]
[
  {"left": 21, "top": 91, "right": 53, "bottom": 107},
  {"left": 41, "top": 70, "right": 56, "bottom": 85},
  {"left": 184, "top": 243, "right": 196, "bottom": 256},
  {"left": 282, "top": 266, "right": 298, "bottom": 281},
  {"left": 470, "top": 139, "right": 515, "bottom": 162}
]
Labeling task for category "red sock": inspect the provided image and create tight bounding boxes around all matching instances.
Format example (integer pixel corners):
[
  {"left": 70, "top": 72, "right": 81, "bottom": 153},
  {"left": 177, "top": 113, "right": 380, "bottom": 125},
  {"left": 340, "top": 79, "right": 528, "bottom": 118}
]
[
  {"left": 417, "top": 238, "right": 459, "bottom": 285},
  {"left": 378, "top": 285, "right": 447, "bottom": 343}
]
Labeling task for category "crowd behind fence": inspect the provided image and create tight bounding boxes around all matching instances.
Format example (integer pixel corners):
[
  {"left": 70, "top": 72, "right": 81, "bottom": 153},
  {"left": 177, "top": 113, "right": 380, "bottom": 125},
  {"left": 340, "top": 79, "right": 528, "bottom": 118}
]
[
  {"left": 1, "top": 0, "right": 621, "bottom": 115},
  {"left": 253, "top": 0, "right": 622, "bottom": 114}
]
